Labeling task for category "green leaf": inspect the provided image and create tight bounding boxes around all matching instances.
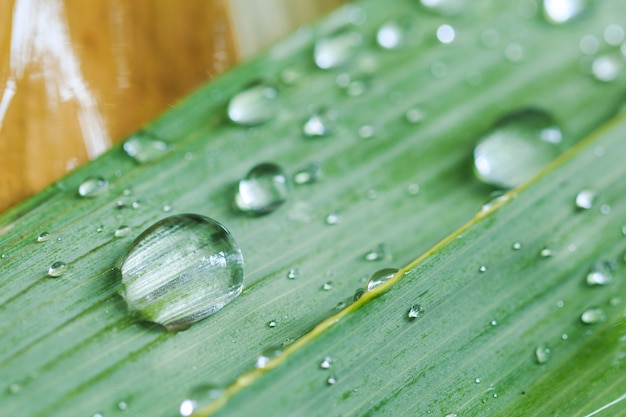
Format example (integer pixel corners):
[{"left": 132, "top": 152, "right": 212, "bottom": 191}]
[{"left": 0, "top": 1, "right": 625, "bottom": 417}]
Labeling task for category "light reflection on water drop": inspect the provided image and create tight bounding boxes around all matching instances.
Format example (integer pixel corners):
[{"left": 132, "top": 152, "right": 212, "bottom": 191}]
[
  {"left": 366, "top": 268, "right": 399, "bottom": 291},
  {"left": 543, "top": 0, "right": 587, "bottom": 24},
  {"left": 78, "top": 176, "right": 109, "bottom": 198},
  {"left": 314, "top": 32, "right": 362, "bottom": 69},
  {"left": 228, "top": 83, "right": 279, "bottom": 126},
  {"left": 235, "top": 163, "right": 289, "bottom": 214},
  {"left": 48, "top": 261, "right": 67, "bottom": 278}
]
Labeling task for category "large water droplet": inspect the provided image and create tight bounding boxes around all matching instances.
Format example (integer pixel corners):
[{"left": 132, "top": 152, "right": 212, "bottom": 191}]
[
  {"left": 575, "top": 189, "right": 596, "bottom": 210},
  {"left": 235, "top": 163, "right": 289, "bottom": 214},
  {"left": 581, "top": 307, "right": 606, "bottom": 324},
  {"left": 420, "top": 0, "right": 467, "bottom": 15},
  {"left": 256, "top": 346, "right": 283, "bottom": 369},
  {"left": 535, "top": 345, "right": 551, "bottom": 364},
  {"left": 591, "top": 55, "right": 621, "bottom": 82},
  {"left": 314, "top": 32, "right": 362, "bottom": 69},
  {"left": 116, "top": 214, "right": 244, "bottom": 331},
  {"left": 78, "top": 176, "right": 109, "bottom": 197},
  {"left": 37, "top": 232, "right": 50, "bottom": 243},
  {"left": 48, "top": 261, "right": 67, "bottom": 278},
  {"left": 366, "top": 268, "right": 399, "bottom": 291},
  {"left": 543, "top": 0, "right": 588, "bottom": 24},
  {"left": 179, "top": 384, "right": 225, "bottom": 417},
  {"left": 123, "top": 133, "right": 169, "bottom": 163},
  {"left": 227, "top": 83, "right": 279, "bottom": 126},
  {"left": 473, "top": 109, "right": 563, "bottom": 188}
]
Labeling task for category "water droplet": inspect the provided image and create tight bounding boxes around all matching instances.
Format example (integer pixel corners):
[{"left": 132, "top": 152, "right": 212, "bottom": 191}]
[
  {"left": 600, "top": 204, "right": 611, "bottom": 215},
  {"left": 540, "top": 247, "right": 553, "bottom": 258},
  {"left": 436, "top": 24, "right": 455, "bottom": 44},
  {"left": 131, "top": 201, "right": 141, "bottom": 210},
  {"left": 561, "top": 333, "right": 569, "bottom": 340},
  {"left": 37, "top": 232, "right": 50, "bottom": 243},
  {"left": 575, "top": 189, "right": 596, "bottom": 209},
  {"left": 579, "top": 35, "right": 599, "bottom": 55},
  {"left": 292, "top": 163, "right": 323, "bottom": 186},
  {"left": 591, "top": 55, "right": 621, "bottom": 82},
  {"left": 535, "top": 345, "right": 551, "bottom": 364},
  {"left": 117, "top": 214, "right": 244, "bottom": 331},
  {"left": 287, "top": 268, "right": 300, "bottom": 280},
  {"left": 444, "top": 413, "right": 458, "bottom": 417},
  {"left": 475, "top": 377, "right": 481, "bottom": 384},
  {"left": 543, "top": 0, "right": 587, "bottom": 24},
  {"left": 8, "top": 382, "right": 21, "bottom": 394},
  {"left": 581, "top": 307, "right": 606, "bottom": 324},
  {"left": 366, "top": 268, "right": 399, "bottom": 291},
  {"left": 406, "top": 183, "right": 420, "bottom": 196},
  {"left": 473, "top": 109, "right": 563, "bottom": 189},
  {"left": 322, "top": 281, "right": 333, "bottom": 291},
  {"left": 405, "top": 108, "right": 425, "bottom": 124},
  {"left": 179, "top": 384, "right": 225, "bottom": 417},
  {"left": 78, "top": 176, "right": 109, "bottom": 197},
  {"left": 512, "top": 242, "right": 522, "bottom": 250},
  {"left": 117, "top": 401, "right": 128, "bottom": 411},
  {"left": 93, "top": 413, "right": 104, "bottom": 417},
  {"left": 268, "top": 320, "right": 277, "bottom": 328},
  {"left": 480, "top": 29, "right": 500, "bottom": 49},
  {"left": 235, "top": 163, "right": 289, "bottom": 214},
  {"left": 504, "top": 43, "right": 524, "bottom": 62},
  {"left": 123, "top": 134, "right": 169, "bottom": 163},
  {"left": 48, "top": 261, "right": 67, "bottom": 278},
  {"left": 256, "top": 346, "right": 282, "bottom": 369},
  {"left": 622, "top": 225, "right": 626, "bottom": 236},
  {"left": 556, "top": 300, "right": 564, "bottom": 308},
  {"left": 490, "top": 320, "right": 497, "bottom": 326},
  {"left": 163, "top": 205, "right": 172, "bottom": 213},
  {"left": 325, "top": 212, "right": 341, "bottom": 225},
  {"left": 357, "top": 124, "right": 375, "bottom": 138},
  {"left": 377, "top": 20, "right": 412, "bottom": 49},
  {"left": 227, "top": 83, "right": 279, "bottom": 126},
  {"left": 320, "top": 356, "right": 333, "bottom": 369},
  {"left": 314, "top": 32, "right": 362, "bottom": 69},
  {"left": 420, "top": 0, "right": 466, "bottom": 15},
  {"left": 604, "top": 24, "right": 625, "bottom": 46},
  {"left": 353, "top": 288, "right": 365, "bottom": 302},
  {"left": 479, "top": 265, "right": 487, "bottom": 273},
  {"left": 327, "top": 375, "right": 337, "bottom": 385},
  {"left": 303, "top": 110, "right": 334, "bottom": 137},
  {"left": 364, "top": 243, "right": 387, "bottom": 261},
  {"left": 407, "top": 304, "right": 424, "bottom": 319},
  {"left": 115, "top": 225, "right": 131, "bottom": 238}
]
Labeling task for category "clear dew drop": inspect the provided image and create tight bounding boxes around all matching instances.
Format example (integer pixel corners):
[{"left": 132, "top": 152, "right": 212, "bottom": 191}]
[
  {"left": 575, "top": 189, "right": 596, "bottom": 210},
  {"left": 543, "top": 0, "right": 588, "bottom": 24},
  {"left": 604, "top": 24, "right": 625, "bottom": 46},
  {"left": 78, "top": 176, "right": 109, "bottom": 197},
  {"left": 320, "top": 356, "right": 333, "bottom": 369},
  {"left": 93, "top": 413, "right": 104, "bottom": 417},
  {"left": 287, "top": 268, "right": 300, "bottom": 280},
  {"left": 123, "top": 134, "right": 169, "bottom": 163},
  {"left": 420, "top": 0, "right": 467, "bottom": 15},
  {"left": 376, "top": 19, "right": 414, "bottom": 49},
  {"left": 431, "top": 61, "right": 447, "bottom": 79},
  {"left": 227, "top": 83, "right": 279, "bottom": 126},
  {"left": 8, "top": 382, "right": 21, "bottom": 394},
  {"left": 512, "top": 242, "right": 522, "bottom": 250},
  {"left": 436, "top": 24, "right": 456, "bottom": 44},
  {"left": 479, "top": 265, "right": 487, "bottom": 273},
  {"left": 115, "top": 225, "right": 131, "bottom": 238},
  {"left": 407, "top": 304, "right": 424, "bottom": 320},
  {"left": 364, "top": 243, "right": 387, "bottom": 262},
  {"left": 294, "top": 162, "right": 323, "bottom": 185},
  {"left": 358, "top": 124, "right": 375, "bottom": 138},
  {"left": 325, "top": 212, "right": 341, "bottom": 225},
  {"left": 581, "top": 307, "right": 606, "bottom": 324},
  {"left": 579, "top": 35, "right": 599, "bottom": 55},
  {"left": 405, "top": 108, "right": 425, "bottom": 124},
  {"left": 540, "top": 247, "right": 553, "bottom": 258},
  {"left": 314, "top": 32, "right": 362, "bottom": 69},
  {"left": 473, "top": 109, "right": 563, "bottom": 189},
  {"left": 475, "top": 377, "right": 481, "bottom": 384},
  {"left": 256, "top": 346, "right": 283, "bottom": 369},
  {"left": 268, "top": 320, "right": 277, "bottom": 328},
  {"left": 322, "top": 281, "right": 333, "bottom": 291},
  {"left": 591, "top": 55, "right": 622, "bottom": 82},
  {"left": 48, "top": 261, "right": 67, "bottom": 278},
  {"left": 235, "top": 163, "right": 289, "bottom": 214},
  {"left": 504, "top": 43, "right": 524, "bottom": 62},
  {"left": 327, "top": 375, "right": 337, "bottom": 385},
  {"left": 491, "top": 320, "right": 498, "bottom": 326},
  {"left": 600, "top": 204, "right": 611, "bottom": 215},
  {"left": 535, "top": 345, "right": 551, "bottom": 364},
  {"left": 353, "top": 288, "right": 365, "bottom": 302},
  {"left": 303, "top": 111, "right": 334, "bottom": 138},
  {"left": 37, "top": 232, "right": 50, "bottom": 243},
  {"left": 117, "top": 401, "right": 128, "bottom": 411},
  {"left": 116, "top": 214, "right": 244, "bottom": 331},
  {"left": 179, "top": 384, "right": 225, "bottom": 417},
  {"left": 366, "top": 268, "right": 399, "bottom": 292}
]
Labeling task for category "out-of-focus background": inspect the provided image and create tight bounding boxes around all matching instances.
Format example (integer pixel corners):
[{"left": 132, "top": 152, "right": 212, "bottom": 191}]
[{"left": 0, "top": 0, "right": 343, "bottom": 212}]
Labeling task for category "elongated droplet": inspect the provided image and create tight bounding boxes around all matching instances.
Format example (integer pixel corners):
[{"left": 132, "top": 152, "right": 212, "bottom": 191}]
[
  {"left": 377, "top": 19, "right": 414, "bottom": 49},
  {"left": 235, "top": 163, "right": 289, "bottom": 214},
  {"left": 327, "top": 375, "right": 337, "bottom": 385},
  {"left": 123, "top": 134, "right": 169, "bottom": 163},
  {"left": 48, "top": 261, "right": 67, "bottom": 278},
  {"left": 228, "top": 83, "right": 279, "bottom": 126},
  {"left": 179, "top": 384, "right": 225, "bottom": 417},
  {"left": 37, "top": 232, "right": 50, "bottom": 243},
  {"left": 581, "top": 307, "right": 605, "bottom": 324},
  {"left": 78, "top": 176, "right": 109, "bottom": 197},
  {"left": 420, "top": 0, "right": 467, "bottom": 15},
  {"left": 535, "top": 345, "right": 551, "bottom": 364},
  {"left": 294, "top": 162, "right": 323, "bottom": 185},
  {"left": 314, "top": 32, "right": 362, "bottom": 69},
  {"left": 353, "top": 288, "right": 365, "bottom": 302},
  {"left": 407, "top": 304, "right": 424, "bottom": 319},
  {"left": 116, "top": 214, "right": 244, "bottom": 331},
  {"left": 586, "top": 262, "right": 612, "bottom": 286},
  {"left": 115, "top": 225, "right": 131, "bottom": 238},
  {"left": 473, "top": 109, "right": 563, "bottom": 188},
  {"left": 575, "top": 189, "right": 595, "bottom": 210},
  {"left": 543, "top": 0, "right": 588, "bottom": 24},
  {"left": 256, "top": 346, "right": 283, "bottom": 369},
  {"left": 366, "top": 268, "right": 399, "bottom": 291}
]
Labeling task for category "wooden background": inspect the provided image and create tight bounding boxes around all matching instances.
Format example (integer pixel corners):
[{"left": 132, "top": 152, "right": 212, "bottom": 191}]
[{"left": 0, "top": 0, "right": 341, "bottom": 212}]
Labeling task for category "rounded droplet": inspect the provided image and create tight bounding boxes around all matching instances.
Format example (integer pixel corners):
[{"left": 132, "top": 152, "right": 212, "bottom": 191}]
[
  {"left": 8, "top": 382, "right": 22, "bottom": 394},
  {"left": 268, "top": 320, "right": 277, "bottom": 328},
  {"left": 490, "top": 319, "right": 497, "bottom": 326},
  {"left": 591, "top": 55, "right": 621, "bottom": 82},
  {"left": 322, "top": 281, "right": 333, "bottom": 291},
  {"left": 580, "top": 307, "right": 606, "bottom": 324},
  {"left": 376, "top": 19, "right": 414, "bottom": 49},
  {"left": 586, "top": 263, "right": 613, "bottom": 286},
  {"left": 325, "top": 212, "right": 341, "bottom": 225},
  {"left": 48, "top": 261, "right": 67, "bottom": 278},
  {"left": 320, "top": 356, "right": 333, "bottom": 369},
  {"left": 475, "top": 377, "right": 481, "bottom": 384},
  {"left": 407, "top": 304, "right": 424, "bottom": 319},
  {"left": 179, "top": 384, "right": 225, "bottom": 417},
  {"left": 366, "top": 268, "right": 399, "bottom": 291},
  {"left": 436, "top": 24, "right": 455, "bottom": 44},
  {"left": 256, "top": 346, "right": 283, "bottom": 369},
  {"left": 303, "top": 112, "right": 333, "bottom": 138},
  {"left": 478, "top": 265, "right": 487, "bottom": 273},
  {"left": 327, "top": 375, "right": 337, "bottom": 385},
  {"left": 117, "top": 401, "right": 128, "bottom": 411},
  {"left": 294, "top": 162, "right": 323, "bottom": 185},
  {"left": 504, "top": 43, "right": 524, "bottom": 62},
  {"left": 420, "top": 0, "right": 467, "bottom": 15},
  {"left": 604, "top": 24, "right": 625, "bottom": 46},
  {"left": 357, "top": 125, "right": 375, "bottom": 138},
  {"left": 364, "top": 243, "right": 387, "bottom": 261},
  {"left": 314, "top": 32, "right": 362, "bottom": 69},
  {"left": 235, "top": 163, "right": 289, "bottom": 214},
  {"left": 116, "top": 214, "right": 244, "bottom": 331},
  {"left": 600, "top": 204, "right": 611, "bottom": 215},
  {"left": 575, "top": 189, "right": 596, "bottom": 210},
  {"left": 535, "top": 345, "right": 551, "bottom": 364},
  {"left": 37, "top": 232, "right": 50, "bottom": 243},
  {"left": 405, "top": 108, "right": 425, "bottom": 124},
  {"left": 78, "top": 176, "right": 109, "bottom": 197},
  {"left": 287, "top": 268, "right": 300, "bottom": 280},
  {"left": 579, "top": 35, "right": 599, "bottom": 55},
  {"left": 227, "top": 83, "right": 279, "bottom": 126},
  {"left": 540, "top": 247, "right": 553, "bottom": 258},
  {"left": 353, "top": 288, "right": 365, "bottom": 302},
  {"left": 543, "top": 0, "right": 588, "bottom": 24},
  {"left": 115, "top": 225, "right": 131, "bottom": 238},
  {"left": 512, "top": 242, "right": 522, "bottom": 250},
  {"left": 473, "top": 109, "right": 563, "bottom": 189},
  {"left": 123, "top": 134, "right": 169, "bottom": 163}
]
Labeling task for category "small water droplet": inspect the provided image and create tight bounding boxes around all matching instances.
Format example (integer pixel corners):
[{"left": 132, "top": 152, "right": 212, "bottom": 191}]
[
  {"left": 491, "top": 320, "right": 497, "bottom": 326},
  {"left": 579, "top": 35, "right": 599, "bottom": 55},
  {"left": 357, "top": 124, "right": 375, "bottom": 138},
  {"left": 179, "top": 384, "right": 225, "bottom": 417},
  {"left": 591, "top": 55, "right": 621, "bottom": 82},
  {"left": 37, "top": 232, "right": 50, "bottom": 243},
  {"left": 123, "top": 134, "right": 169, "bottom": 163},
  {"left": 228, "top": 83, "right": 279, "bottom": 126},
  {"left": 8, "top": 382, "right": 21, "bottom": 394},
  {"left": 535, "top": 344, "right": 551, "bottom": 364},
  {"left": 407, "top": 304, "right": 424, "bottom": 319},
  {"left": 327, "top": 375, "right": 337, "bottom": 385},
  {"left": 575, "top": 189, "right": 596, "bottom": 209},
  {"left": 256, "top": 346, "right": 282, "bottom": 369},
  {"left": 420, "top": 0, "right": 466, "bottom": 15},
  {"left": 512, "top": 242, "right": 522, "bottom": 250},
  {"left": 353, "top": 288, "right": 365, "bottom": 302},
  {"left": 475, "top": 377, "right": 481, "bottom": 384},
  {"left": 604, "top": 24, "right": 625, "bottom": 46},
  {"left": 268, "top": 320, "right": 277, "bottom": 328},
  {"left": 287, "top": 268, "right": 300, "bottom": 280},
  {"left": 325, "top": 212, "right": 341, "bottom": 225},
  {"left": 622, "top": 225, "right": 626, "bottom": 236},
  {"left": 436, "top": 24, "right": 455, "bottom": 44},
  {"left": 504, "top": 43, "right": 524, "bottom": 62},
  {"left": 586, "top": 263, "right": 613, "bottom": 286},
  {"left": 163, "top": 205, "right": 172, "bottom": 212},
  {"left": 480, "top": 29, "right": 500, "bottom": 49},
  {"left": 377, "top": 19, "right": 413, "bottom": 49},
  {"left": 78, "top": 176, "right": 109, "bottom": 197},
  {"left": 115, "top": 225, "right": 131, "bottom": 238},
  {"left": 479, "top": 265, "right": 487, "bottom": 273},
  {"left": 320, "top": 356, "right": 333, "bottom": 369},
  {"left": 117, "top": 401, "right": 128, "bottom": 411},
  {"left": 366, "top": 267, "right": 399, "bottom": 291},
  {"left": 314, "top": 32, "right": 362, "bottom": 69},
  {"left": 303, "top": 110, "right": 334, "bottom": 137},
  {"left": 48, "top": 261, "right": 67, "bottom": 278},
  {"left": 235, "top": 163, "right": 289, "bottom": 214},
  {"left": 540, "top": 247, "right": 553, "bottom": 258},
  {"left": 474, "top": 110, "right": 563, "bottom": 188},
  {"left": 581, "top": 307, "right": 606, "bottom": 324},
  {"left": 93, "top": 412, "right": 104, "bottom": 417},
  {"left": 335, "top": 300, "right": 347, "bottom": 310},
  {"left": 364, "top": 243, "right": 387, "bottom": 261},
  {"left": 322, "top": 281, "right": 333, "bottom": 291},
  {"left": 444, "top": 413, "right": 458, "bottom": 417},
  {"left": 117, "top": 214, "right": 244, "bottom": 331},
  {"left": 600, "top": 204, "right": 611, "bottom": 215},
  {"left": 543, "top": 0, "right": 587, "bottom": 24},
  {"left": 131, "top": 201, "right": 141, "bottom": 210},
  {"left": 405, "top": 108, "right": 425, "bottom": 124}
]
